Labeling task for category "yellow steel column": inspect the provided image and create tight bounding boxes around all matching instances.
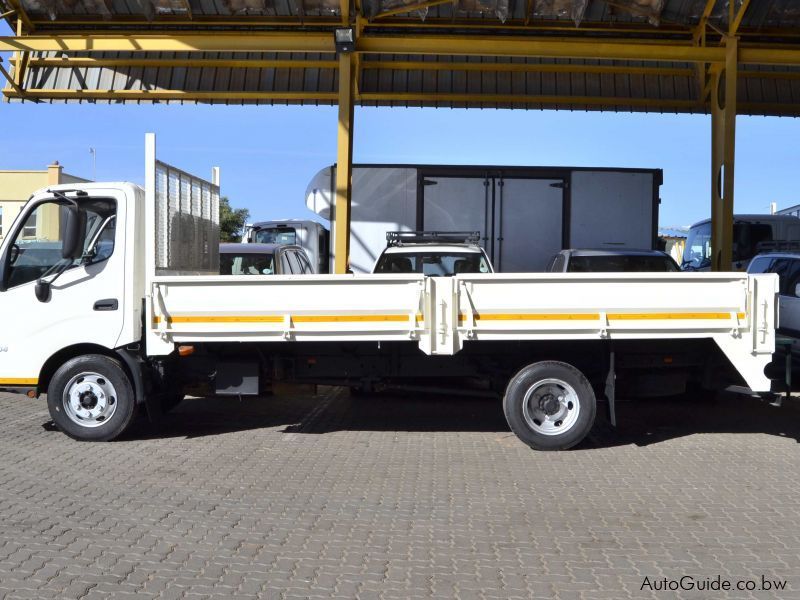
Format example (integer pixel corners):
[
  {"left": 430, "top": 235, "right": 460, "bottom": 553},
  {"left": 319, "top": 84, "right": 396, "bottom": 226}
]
[
  {"left": 710, "top": 36, "right": 738, "bottom": 272},
  {"left": 333, "top": 52, "right": 355, "bottom": 274}
]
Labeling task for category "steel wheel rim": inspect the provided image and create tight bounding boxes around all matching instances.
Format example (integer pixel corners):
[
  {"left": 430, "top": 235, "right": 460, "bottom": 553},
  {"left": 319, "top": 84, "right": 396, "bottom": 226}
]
[
  {"left": 522, "top": 378, "right": 580, "bottom": 436},
  {"left": 62, "top": 372, "right": 118, "bottom": 428}
]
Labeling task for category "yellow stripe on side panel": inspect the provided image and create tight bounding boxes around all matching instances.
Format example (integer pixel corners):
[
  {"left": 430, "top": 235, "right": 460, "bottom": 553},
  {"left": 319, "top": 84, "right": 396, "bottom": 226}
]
[
  {"left": 156, "top": 315, "right": 283, "bottom": 324},
  {"left": 153, "top": 312, "right": 745, "bottom": 326},
  {"left": 459, "top": 313, "right": 600, "bottom": 322},
  {"left": 458, "top": 311, "right": 747, "bottom": 322},
  {"left": 0, "top": 378, "right": 38, "bottom": 385},
  {"left": 292, "top": 314, "right": 420, "bottom": 323},
  {"left": 607, "top": 312, "right": 747, "bottom": 320},
  {"left": 154, "top": 314, "right": 425, "bottom": 324}
]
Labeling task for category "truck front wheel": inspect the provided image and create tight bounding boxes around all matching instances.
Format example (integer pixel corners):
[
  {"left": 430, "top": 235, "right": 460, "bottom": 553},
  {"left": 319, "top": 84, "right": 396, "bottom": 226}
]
[
  {"left": 503, "top": 361, "right": 596, "bottom": 451},
  {"left": 47, "top": 354, "right": 137, "bottom": 442}
]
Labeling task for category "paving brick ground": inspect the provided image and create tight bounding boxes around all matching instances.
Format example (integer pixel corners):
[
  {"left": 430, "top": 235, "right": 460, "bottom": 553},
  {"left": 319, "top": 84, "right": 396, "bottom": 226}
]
[{"left": 0, "top": 387, "right": 799, "bottom": 600}]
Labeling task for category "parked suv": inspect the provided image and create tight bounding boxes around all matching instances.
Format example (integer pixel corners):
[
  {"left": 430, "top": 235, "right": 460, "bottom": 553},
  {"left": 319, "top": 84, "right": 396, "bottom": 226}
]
[
  {"left": 219, "top": 243, "right": 313, "bottom": 275},
  {"left": 747, "top": 252, "right": 800, "bottom": 336},
  {"left": 546, "top": 249, "right": 680, "bottom": 273},
  {"left": 372, "top": 231, "right": 494, "bottom": 276}
]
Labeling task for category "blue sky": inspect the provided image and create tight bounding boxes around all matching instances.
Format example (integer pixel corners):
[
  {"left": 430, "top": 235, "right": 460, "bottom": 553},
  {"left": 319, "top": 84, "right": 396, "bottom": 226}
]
[
  {"left": 1, "top": 102, "right": 797, "bottom": 228},
  {"left": 1, "top": 17, "right": 798, "bottom": 229}
]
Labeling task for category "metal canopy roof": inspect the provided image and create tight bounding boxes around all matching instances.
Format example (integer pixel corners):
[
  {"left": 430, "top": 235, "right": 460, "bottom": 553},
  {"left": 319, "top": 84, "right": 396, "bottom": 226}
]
[{"left": 1, "top": 0, "right": 799, "bottom": 114}]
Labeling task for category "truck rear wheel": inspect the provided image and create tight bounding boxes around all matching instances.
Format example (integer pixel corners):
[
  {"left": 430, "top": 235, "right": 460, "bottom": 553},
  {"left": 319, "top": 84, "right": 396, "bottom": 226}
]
[
  {"left": 47, "top": 354, "right": 137, "bottom": 442},
  {"left": 503, "top": 361, "right": 596, "bottom": 451}
]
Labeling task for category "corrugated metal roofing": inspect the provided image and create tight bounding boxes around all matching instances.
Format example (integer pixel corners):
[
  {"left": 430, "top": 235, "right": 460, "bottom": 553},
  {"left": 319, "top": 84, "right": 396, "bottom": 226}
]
[
  {"left": 10, "top": 0, "right": 800, "bottom": 28},
  {"left": 3, "top": 0, "right": 800, "bottom": 114}
]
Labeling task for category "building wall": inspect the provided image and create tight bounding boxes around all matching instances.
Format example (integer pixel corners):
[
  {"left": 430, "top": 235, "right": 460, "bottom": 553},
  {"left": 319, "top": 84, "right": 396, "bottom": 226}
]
[{"left": 0, "top": 163, "right": 88, "bottom": 242}]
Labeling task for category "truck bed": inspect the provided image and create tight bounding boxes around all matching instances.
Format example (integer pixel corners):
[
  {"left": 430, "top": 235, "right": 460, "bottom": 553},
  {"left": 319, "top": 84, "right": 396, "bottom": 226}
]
[{"left": 146, "top": 272, "right": 777, "bottom": 392}]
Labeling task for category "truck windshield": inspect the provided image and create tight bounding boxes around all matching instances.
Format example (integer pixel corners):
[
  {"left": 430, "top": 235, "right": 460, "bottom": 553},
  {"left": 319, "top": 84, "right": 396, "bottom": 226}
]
[
  {"left": 255, "top": 227, "right": 297, "bottom": 245},
  {"left": 682, "top": 223, "right": 711, "bottom": 269},
  {"left": 682, "top": 222, "right": 773, "bottom": 269},
  {"left": 374, "top": 252, "right": 491, "bottom": 276}
]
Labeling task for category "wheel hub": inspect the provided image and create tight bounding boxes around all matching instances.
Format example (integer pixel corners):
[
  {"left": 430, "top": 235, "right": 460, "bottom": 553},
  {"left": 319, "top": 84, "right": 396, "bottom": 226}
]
[
  {"left": 521, "top": 378, "right": 581, "bottom": 437},
  {"left": 62, "top": 372, "right": 118, "bottom": 428},
  {"left": 79, "top": 390, "right": 99, "bottom": 410},
  {"left": 538, "top": 393, "right": 560, "bottom": 416}
]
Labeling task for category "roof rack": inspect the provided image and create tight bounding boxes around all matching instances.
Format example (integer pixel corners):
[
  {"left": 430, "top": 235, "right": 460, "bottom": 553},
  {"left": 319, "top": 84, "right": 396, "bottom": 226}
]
[{"left": 386, "top": 231, "right": 481, "bottom": 247}]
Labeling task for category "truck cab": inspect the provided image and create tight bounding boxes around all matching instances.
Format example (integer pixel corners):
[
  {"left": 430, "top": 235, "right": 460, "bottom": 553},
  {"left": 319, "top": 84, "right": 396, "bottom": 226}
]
[
  {"left": 682, "top": 214, "right": 800, "bottom": 272},
  {"left": 0, "top": 183, "right": 144, "bottom": 398}
]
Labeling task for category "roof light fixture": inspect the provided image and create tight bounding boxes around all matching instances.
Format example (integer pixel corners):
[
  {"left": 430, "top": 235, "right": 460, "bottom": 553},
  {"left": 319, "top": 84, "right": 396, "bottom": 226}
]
[{"left": 334, "top": 27, "right": 355, "bottom": 54}]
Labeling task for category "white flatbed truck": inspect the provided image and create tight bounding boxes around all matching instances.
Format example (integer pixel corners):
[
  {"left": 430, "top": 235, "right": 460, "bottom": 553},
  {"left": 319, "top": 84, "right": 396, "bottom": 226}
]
[{"left": 0, "top": 137, "right": 781, "bottom": 450}]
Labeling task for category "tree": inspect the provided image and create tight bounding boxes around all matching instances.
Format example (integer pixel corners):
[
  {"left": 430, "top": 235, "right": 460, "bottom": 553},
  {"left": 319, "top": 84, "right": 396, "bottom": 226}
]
[{"left": 219, "top": 196, "right": 250, "bottom": 242}]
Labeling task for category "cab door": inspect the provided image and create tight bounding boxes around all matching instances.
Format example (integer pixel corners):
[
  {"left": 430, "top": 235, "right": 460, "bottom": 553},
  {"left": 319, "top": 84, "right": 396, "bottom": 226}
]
[{"left": 0, "top": 190, "right": 127, "bottom": 388}]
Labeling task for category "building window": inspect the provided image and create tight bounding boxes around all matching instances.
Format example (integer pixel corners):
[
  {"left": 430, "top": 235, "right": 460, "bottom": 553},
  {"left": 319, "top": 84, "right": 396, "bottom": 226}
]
[{"left": 21, "top": 210, "right": 37, "bottom": 238}]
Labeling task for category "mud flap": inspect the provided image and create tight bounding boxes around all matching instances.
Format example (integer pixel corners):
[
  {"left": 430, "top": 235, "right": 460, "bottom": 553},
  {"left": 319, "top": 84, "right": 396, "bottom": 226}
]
[{"left": 604, "top": 348, "right": 617, "bottom": 427}]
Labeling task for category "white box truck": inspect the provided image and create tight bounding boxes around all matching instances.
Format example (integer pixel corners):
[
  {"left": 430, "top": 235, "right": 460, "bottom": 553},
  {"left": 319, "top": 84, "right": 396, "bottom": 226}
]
[
  {"left": 0, "top": 137, "right": 780, "bottom": 451},
  {"left": 305, "top": 165, "right": 661, "bottom": 273}
]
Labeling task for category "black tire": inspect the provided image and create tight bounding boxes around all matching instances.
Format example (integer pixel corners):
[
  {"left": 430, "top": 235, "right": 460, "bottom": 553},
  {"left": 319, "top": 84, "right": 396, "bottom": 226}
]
[
  {"left": 47, "top": 354, "right": 137, "bottom": 442},
  {"left": 503, "top": 360, "right": 596, "bottom": 451}
]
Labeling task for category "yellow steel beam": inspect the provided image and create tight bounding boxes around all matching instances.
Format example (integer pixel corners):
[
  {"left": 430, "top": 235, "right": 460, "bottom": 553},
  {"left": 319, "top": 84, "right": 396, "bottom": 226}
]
[
  {"left": 738, "top": 102, "right": 800, "bottom": 115},
  {"left": 358, "top": 92, "right": 701, "bottom": 110},
  {"left": 333, "top": 52, "right": 355, "bottom": 274},
  {"left": 5, "top": 0, "right": 33, "bottom": 33},
  {"left": 710, "top": 36, "right": 738, "bottom": 272},
  {"left": 22, "top": 16, "right": 688, "bottom": 36},
  {"left": 730, "top": 0, "right": 751, "bottom": 35},
  {"left": 363, "top": 37, "right": 800, "bottom": 67},
  {"left": 363, "top": 61, "right": 694, "bottom": 77},
  {"left": 694, "top": 0, "right": 717, "bottom": 40},
  {"left": 739, "top": 47, "right": 800, "bottom": 66},
  {"left": 1, "top": 89, "right": 338, "bottom": 101},
  {"left": 180, "top": 0, "right": 193, "bottom": 19},
  {"left": 24, "top": 57, "right": 339, "bottom": 69},
  {"left": 357, "top": 35, "right": 728, "bottom": 63},
  {"left": 1, "top": 32, "right": 799, "bottom": 66},
  {"left": 0, "top": 32, "right": 334, "bottom": 53},
  {"left": 0, "top": 58, "right": 24, "bottom": 96},
  {"left": 693, "top": 0, "right": 717, "bottom": 104},
  {"left": 3, "top": 85, "right": 795, "bottom": 115},
  {"left": 340, "top": 0, "right": 349, "bottom": 25}
]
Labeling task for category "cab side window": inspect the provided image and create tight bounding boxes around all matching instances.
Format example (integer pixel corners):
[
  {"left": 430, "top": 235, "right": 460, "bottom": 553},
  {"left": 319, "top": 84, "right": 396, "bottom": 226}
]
[
  {"left": 4, "top": 198, "right": 116, "bottom": 289},
  {"left": 783, "top": 260, "right": 800, "bottom": 298}
]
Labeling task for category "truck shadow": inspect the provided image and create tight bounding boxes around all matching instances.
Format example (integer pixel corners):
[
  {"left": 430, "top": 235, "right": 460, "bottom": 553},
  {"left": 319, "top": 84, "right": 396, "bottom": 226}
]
[
  {"left": 584, "top": 392, "right": 800, "bottom": 449},
  {"left": 105, "top": 387, "right": 800, "bottom": 449}
]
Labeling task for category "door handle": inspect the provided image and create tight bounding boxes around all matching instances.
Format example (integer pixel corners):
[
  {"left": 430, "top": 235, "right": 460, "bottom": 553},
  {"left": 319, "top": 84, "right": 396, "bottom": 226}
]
[{"left": 93, "top": 298, "right": 118, "bottom": 311}]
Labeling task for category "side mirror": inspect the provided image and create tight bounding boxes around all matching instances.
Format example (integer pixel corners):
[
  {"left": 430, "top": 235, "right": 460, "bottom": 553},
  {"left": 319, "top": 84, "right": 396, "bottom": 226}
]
[
  {"left": 35, "top": 279, "right": 51, "bottom": 303},
  {"left": 794, "top": 283, "right": 800, "bottom": 298},
  {"left": 60, "top": 205, "right": 87, "bottom": 260}
]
